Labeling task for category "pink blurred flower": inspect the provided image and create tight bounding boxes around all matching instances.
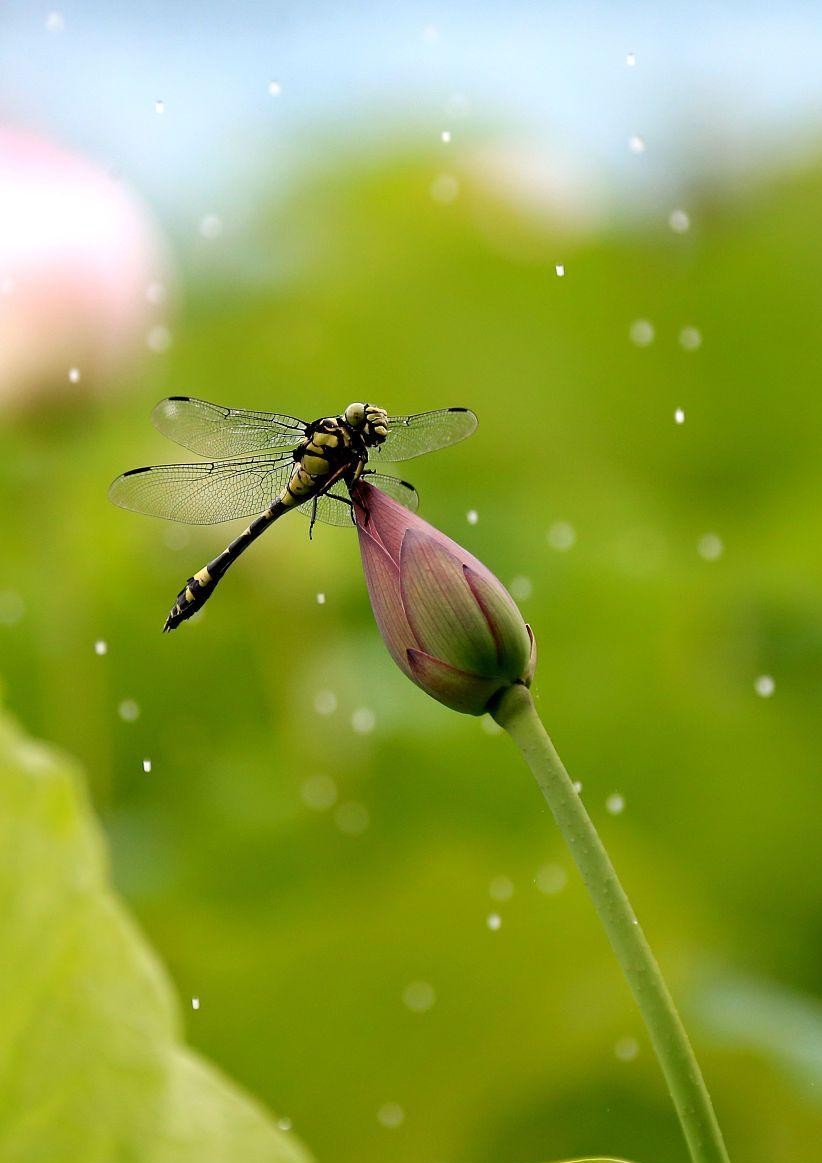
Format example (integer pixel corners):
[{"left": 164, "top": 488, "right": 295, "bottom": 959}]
[
  {"left": 0, "top": 127, "right": 168, "bottom": 407},
  {"left": 354, "top": 480, "right": 536, "bottom": 715}
]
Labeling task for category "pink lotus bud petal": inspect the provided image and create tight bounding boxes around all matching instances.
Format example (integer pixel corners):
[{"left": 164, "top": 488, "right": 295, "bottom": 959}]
[
  {"left": 355, "top": 480, "right": 501, "bottom": 590},
  {"left": 406, "top": 650, "right": 506, "bottom": 716},
  {"left": 523, "top": 623, "right": 537, "bottom": 685},
  {"left": 354, "top": 481, "right": 536, "bottom": 716},
  {"left": 462, "top": 564, "right": 531, "bottom": 679},
  {"left": 399, "top": 530, "right": 499, "bottom": 675},
  {"left": 356, "top": 523, "right": 417, "bottom": 679}
]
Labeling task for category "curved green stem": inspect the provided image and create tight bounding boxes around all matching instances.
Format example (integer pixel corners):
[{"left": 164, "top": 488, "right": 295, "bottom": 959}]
[{"left": 492, "top": 683, "right": 730, "bottom": 1163}]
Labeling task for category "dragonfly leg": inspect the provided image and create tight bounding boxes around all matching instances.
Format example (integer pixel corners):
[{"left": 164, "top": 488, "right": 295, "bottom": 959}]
[
  {"left": 326, "top": 490, "right": 356, "bottom": 525},
  {"left": 308, "top": 496, "right": 318, "bottom": 540},
  {"left": 351, "top": 489, "right": 371, "bottom": 528}
]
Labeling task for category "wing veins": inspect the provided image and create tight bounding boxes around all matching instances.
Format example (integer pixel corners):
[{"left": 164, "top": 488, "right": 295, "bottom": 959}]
[{"left": 152, "top": 396, "right": 307, "bottom": 457}]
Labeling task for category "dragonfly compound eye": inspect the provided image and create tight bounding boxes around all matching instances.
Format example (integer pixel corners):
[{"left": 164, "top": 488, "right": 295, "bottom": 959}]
[{"left": 344, "top": 402, "right": 366, "bottom": 428}]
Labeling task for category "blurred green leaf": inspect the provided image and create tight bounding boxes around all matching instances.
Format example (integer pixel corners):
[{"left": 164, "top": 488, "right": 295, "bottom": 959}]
[{"left": 0, "top": 708, "right": 311, "bottom": 1163}]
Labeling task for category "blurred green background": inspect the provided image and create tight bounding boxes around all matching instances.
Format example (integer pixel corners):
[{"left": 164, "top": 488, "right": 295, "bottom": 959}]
[
  {"left": 2, "top": 147, "right": 822, "bottom": 1161},
  {"left": 2, "top": 5, "right": 822, "bottom": 1160}
]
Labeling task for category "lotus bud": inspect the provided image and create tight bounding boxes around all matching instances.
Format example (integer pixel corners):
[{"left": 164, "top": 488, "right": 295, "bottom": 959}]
[{"left": 354, "top": 481, "right": 536, "bottom": 715}]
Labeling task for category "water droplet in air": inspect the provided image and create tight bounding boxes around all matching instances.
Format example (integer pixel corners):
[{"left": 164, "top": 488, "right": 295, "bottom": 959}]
[
  {"left": 0, "top": 591, "right": 25, "bottom": 626},
  {"left": 118, "top": 699, "right": 140, "bottom": 722},
  {"left": 697, "top": 533, "right": 723, "bottom": 561},
  {"left": 351, "top": 707, "right": 376, "bottom": 735},
  {"left": 155, "top": 99, "right": 165, "bottom": 115},
  {"left": 669, "top": 208, "right": 690, "bottom": 233},
  {"left": 277, "top": 1116, "right": 292, "bottom": 1131},
  {"left": 486, "top": 912, "right": 502, "bottom": 931},
  {"left": 313, "top": 689, "right": 338, "bottom": 716},
  {"left": 147, "top": 324, "right": 172, "bottom": 354},
  {"left": 535, "top": 864, "right": 567, "bottom": 895},
  {"left": 142, "top": 758, "right": 152, "bottom": 773},
  {"left": 615, "top": 1036, "right": 640, "bottom": 1061},
  {"left": 94, "top": 639, "right": 108, "bottom": 655},
  {"left": 430, "top": 173, "right": 459, "bottom": 205},
  {"left": 489, "top": 876, "right": 514, "bottom": 902},
  {"left": 547, "top": 521, "right": 576, "bottom": 551},
  {"left": 629, "top": 319, "right": 654, "bottom": 346},
  {"left": 377, "top": 1102, "right": 405, "bottom": 1128},
  {"left": 68, "top": 367, "right": 80, "bottom": 383},
  {"left": 674, "top": 408, "right": 686, "bottom": 425},
  {"left": 626, "top": 52, "right": 637, "bottom": 67},
  {"left": 45, "top": 11, "right": 64, "bottom": 33},
  {"left": 402, "top": 980, "right": 436, "bottom": 1012},
  {"left": 754, "top": 674, "right": 775, "bottom": 698},
  {"left": 555, "top": 263, "right": 565, "bottom": 277},
  {"left": 572, "top": 780, "right": 583, "bottom": 794},
  {"left": 606, "top": 792, "right": 625, "bottom": 815},
  {"left": 335, "top": 801, "right": 370, "bottom": 835},
  {"left": 191, "top": 996, "right": 200, "bottom": 1010},
  {"left": 466, "top": 509, "right": 479, "bottom": 525},
  {"left": 679, "top": 326, "right": 702, "bottom": 351},
  {"left": 301, "top": 774, "right": 337, "bottom": 811},
  {"left": 628, "top": 134, "right": 646, "bottom": 154},
  {"left": 441, "top": 130, "right": 451, "bottom": 143},
  {"left": 146, "top": 280, "right": 167, "bottom": 305},
  {"left": 268, "top": 79, "right": 282, "bottom": 97},
  {"left": 316, "top": 592, "right": 326, "bottom": 605},
  {"left": 199, "top": 213, "right": 223, "bottom": 240}
]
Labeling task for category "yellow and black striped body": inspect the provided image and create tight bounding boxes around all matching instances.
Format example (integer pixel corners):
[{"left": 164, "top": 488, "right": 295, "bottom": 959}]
[{"left": 163, "top": 408, "right": 384, "bottom": 631}]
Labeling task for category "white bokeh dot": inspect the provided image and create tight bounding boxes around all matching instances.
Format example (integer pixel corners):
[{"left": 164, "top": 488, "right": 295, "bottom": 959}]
[
  {"left": 697, "top": 533, "right": 724, "bottom": 561},
  {"left": 377, "top": 1102, "right": 405, "bottom": 1129},
  {"left": 754, "top": 674, "right": 775, "bottom": 698},
  {"left": 402, "top": 981, "right": 436, "bottom": 1013},
  {"left": 301, "top": 774, "right": 338, "bottom": 811},
  {"left": 630, "top": 319, "right": 655, "bottom": 347}
]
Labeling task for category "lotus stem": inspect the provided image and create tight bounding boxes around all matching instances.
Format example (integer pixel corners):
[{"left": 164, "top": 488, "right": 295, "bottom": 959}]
[{"left": 492, "top": 683, "right": 730, "bottom": 1163}]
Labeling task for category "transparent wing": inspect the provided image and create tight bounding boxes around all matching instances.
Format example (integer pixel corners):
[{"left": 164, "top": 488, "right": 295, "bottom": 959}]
[
  {"left": 373, "top": 407, "right": 478, "bottom": 463},
  {"left": 296, "top": 491, "right": 355, "bottom": 528},
  {"left": 294, "top": 473, "right": 419, "bottom": 529},
  {"left": 152, "top": 397, "right": 307, "bottom": 457},
  {"left": 108, "top": 455, "right": 296, "bottom": 524},
  {"left": 362, "top": 472, "right": 420, "bottom": 512}
]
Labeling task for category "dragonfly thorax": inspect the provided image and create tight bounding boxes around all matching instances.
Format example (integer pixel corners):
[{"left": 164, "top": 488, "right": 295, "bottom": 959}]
[{"left": 343, "top": 402, "right": 389, "bottom": 447}]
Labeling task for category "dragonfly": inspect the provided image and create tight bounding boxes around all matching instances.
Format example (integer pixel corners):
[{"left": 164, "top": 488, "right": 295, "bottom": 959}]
[{"left": 109, "top": 396, "right": 478, "bottom": 632}]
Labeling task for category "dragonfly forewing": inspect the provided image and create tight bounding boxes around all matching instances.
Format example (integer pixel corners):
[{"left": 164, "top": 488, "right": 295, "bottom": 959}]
[
  {"left": 374, "top": 407, "right": 477, "bottom": 462},
  {"left": 152, "top": 396, "right": 307, "bottom": 458}
]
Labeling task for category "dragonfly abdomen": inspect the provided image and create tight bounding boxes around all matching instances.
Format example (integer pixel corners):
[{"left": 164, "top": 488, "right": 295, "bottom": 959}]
[
  {"left": 163, "top": 500, "right": 291, "bottom": 631},
  {"left": 163, "top": 443, "right": 346, "bottom": 631}
]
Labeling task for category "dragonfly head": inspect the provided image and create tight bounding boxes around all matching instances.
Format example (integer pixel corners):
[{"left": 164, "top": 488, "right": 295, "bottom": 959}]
[{"left": 344, "top": 402, "right": 389, "bottom": 447}]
